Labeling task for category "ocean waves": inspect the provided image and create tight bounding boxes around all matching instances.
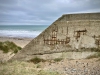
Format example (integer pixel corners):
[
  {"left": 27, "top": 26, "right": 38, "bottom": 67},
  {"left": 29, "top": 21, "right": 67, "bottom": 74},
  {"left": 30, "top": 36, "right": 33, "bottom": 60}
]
[
  {"left": 0, "top": 25, "right": 48, "bottom": 38},
  {"left": 0, "top": 30, "right": 41, "bottom": 38}
]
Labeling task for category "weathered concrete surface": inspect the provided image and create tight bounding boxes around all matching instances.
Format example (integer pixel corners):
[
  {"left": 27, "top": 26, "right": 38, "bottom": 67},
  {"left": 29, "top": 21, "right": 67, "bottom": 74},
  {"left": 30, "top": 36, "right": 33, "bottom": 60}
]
[
  {"left": 11, "top": 12, "right": 100, "bottom": 61},
  {"left": 22, "top": 52, "right": 97, "bottom": 60},
  {"left": 70, "top": 35, "right": 97, "bottom": 49}
]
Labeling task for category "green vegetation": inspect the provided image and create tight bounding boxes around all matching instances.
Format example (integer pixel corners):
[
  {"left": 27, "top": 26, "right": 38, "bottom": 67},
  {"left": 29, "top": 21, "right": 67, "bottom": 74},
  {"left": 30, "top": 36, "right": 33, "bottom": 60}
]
[
  {"left": 90, "top": 48, "right": 100, "bottom": 52},
  {"left": 0, "top": 41, "right": 22, "bottom": 53},
  {"left": 53, "top": 58, "right": 62, "bottom": 62},
  {"left": 29, "top": 57, "right": 63, "bottom": 64},
  {"left": 0, "top": 61, "right": 61, "bottom": 75},
  {"left": 28, "top": 57, "right": 46, "bottom": 64},
  {"left": 86, "top": 52, "right": 100, "bottom": 59}
]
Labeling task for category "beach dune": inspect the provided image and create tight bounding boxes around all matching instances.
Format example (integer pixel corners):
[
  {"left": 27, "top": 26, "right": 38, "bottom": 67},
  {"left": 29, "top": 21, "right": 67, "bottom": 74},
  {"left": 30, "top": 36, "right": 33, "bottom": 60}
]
[
  {"left": 0, "top": 37, "right": 32, "bottom": 48},
  {"left": 0, "top": 37, "right": 32, "bottom": 62}
]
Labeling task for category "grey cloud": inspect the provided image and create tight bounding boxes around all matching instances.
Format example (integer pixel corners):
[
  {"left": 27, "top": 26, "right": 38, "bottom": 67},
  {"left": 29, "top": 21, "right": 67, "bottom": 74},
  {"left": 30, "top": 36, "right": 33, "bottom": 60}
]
[
  {"left": 0, "top": 0, "right": 100, "bottom": 25},
  {"left": 0, "top": 0, "right": 17, "bottom": 5}
]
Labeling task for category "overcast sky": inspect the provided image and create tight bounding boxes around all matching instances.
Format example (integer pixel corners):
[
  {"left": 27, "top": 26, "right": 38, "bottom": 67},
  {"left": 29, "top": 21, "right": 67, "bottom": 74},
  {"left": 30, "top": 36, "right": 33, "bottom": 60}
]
[{"left": 0, "top": 0, "right": 100, "bottom": 25}]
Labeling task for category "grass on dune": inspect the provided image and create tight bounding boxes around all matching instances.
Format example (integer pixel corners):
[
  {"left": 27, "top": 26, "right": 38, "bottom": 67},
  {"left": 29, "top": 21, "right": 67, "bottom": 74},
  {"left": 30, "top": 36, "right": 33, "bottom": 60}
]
[
  {"left": 28, "top": 57, "right": 46, "bottom": 64},
  {"left": 0, "top": 41, "right": 22, "bottom": 53},
  {"left": 0, "top": 61, "right": 61, "bottom": 75}
]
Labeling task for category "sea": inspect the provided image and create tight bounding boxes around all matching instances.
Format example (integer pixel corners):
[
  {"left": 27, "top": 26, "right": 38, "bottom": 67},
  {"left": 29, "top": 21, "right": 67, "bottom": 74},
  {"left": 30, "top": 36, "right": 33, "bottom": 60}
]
[{"left": 0, "top": 25, "right": 48, "bottom": 38}]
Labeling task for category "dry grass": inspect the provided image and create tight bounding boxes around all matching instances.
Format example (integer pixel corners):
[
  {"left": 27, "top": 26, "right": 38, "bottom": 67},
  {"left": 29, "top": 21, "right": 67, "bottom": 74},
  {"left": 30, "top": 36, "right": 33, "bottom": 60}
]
[{"left": 0, "top": 61, "right": 61, "bottom": 75}]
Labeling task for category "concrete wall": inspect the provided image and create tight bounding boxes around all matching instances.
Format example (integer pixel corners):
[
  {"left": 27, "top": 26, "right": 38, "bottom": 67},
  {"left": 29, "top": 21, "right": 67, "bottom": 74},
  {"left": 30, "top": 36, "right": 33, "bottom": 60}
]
[
  {"left": 11, "top": 13, "right": 100, "bottom": 61},
  {"left": 58, "top": 13, "right": 100, "bottom": 21}
]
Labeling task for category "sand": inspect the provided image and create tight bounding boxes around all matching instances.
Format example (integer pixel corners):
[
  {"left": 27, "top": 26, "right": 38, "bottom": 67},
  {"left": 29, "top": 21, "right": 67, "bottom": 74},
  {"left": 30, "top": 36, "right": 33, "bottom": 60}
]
[{"left": 0, "top": 37, "right": 33, "bottom": 48}]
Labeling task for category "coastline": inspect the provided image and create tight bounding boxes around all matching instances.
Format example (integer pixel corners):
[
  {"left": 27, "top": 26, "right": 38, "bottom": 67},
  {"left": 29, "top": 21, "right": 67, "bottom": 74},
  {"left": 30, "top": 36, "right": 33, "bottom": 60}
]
[{"left": 0, "top": 36, "right": 33, "bottom": 48}]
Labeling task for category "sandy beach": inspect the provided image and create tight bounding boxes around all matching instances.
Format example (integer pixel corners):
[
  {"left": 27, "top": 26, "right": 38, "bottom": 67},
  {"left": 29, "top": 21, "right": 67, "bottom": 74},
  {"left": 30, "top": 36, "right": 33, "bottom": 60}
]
[{"left": 0, "top": 37, "right": 33, "bottom": 48}]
